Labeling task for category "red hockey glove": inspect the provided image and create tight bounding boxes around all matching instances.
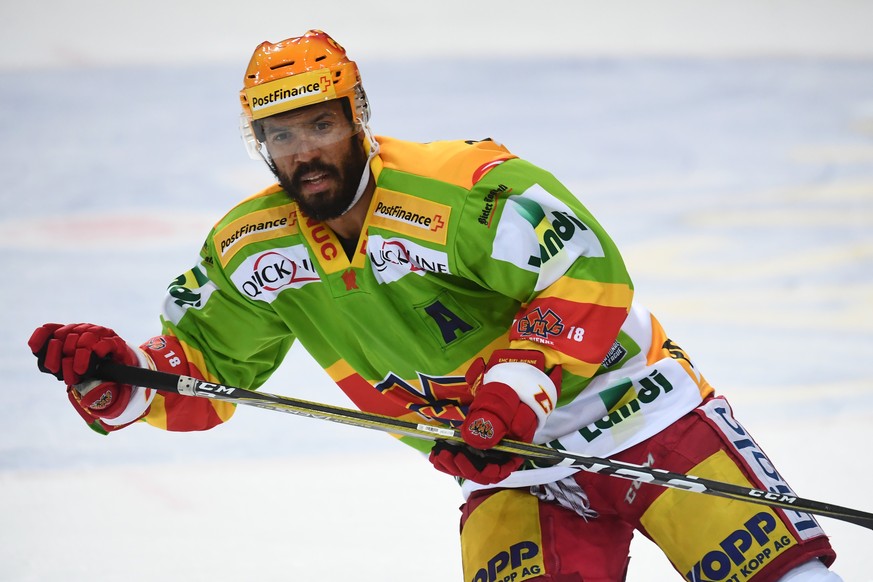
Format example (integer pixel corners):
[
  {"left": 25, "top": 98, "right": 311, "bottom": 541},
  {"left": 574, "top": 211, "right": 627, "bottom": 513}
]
[
  {"left": 29, "top": 323, "right": 143, "bottom": 426},
  {"left": 429, "top": 441, "right": 524, "bottom": 485},
  {"left": 429, "top": 349, "right": 560, "bottom": 484}
]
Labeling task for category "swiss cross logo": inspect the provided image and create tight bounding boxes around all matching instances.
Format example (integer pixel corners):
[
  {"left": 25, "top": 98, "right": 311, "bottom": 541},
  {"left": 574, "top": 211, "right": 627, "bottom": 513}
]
[
  {"left": 516, "top": 307, "right": 565, "bottom": 340},
  {"left": 319, "top": 75, "right": 331, "bottom": 91},
  {"left": 431, "top": 214, "right": 446, "bottom": 232}
]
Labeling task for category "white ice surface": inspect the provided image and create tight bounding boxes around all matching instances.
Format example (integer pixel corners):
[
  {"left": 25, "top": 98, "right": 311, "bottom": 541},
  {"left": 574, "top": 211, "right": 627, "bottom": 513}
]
[{"left": 2, "top": 3, "right": 873, "bottom": 581}]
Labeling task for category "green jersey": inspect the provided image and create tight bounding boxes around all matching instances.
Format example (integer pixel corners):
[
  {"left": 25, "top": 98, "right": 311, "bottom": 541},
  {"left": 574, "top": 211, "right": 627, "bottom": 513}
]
[{"left": 141, "top": 136, "right": 713, "bottom": 491}]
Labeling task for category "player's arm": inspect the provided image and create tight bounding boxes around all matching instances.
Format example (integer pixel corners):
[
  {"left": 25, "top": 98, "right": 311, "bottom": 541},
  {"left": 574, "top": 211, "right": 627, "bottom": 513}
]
[
  {"left": 431, "top": 158, "right": 633, "bottom": 483},
  {"left": 143, "top": 248, "right": 296, "bottom": 432},
  {"left": 462, "top": 158, "right": 634, "bottom": 375},
  {"left": 29, "top": 227, "right": 295, "bottom": 434}
]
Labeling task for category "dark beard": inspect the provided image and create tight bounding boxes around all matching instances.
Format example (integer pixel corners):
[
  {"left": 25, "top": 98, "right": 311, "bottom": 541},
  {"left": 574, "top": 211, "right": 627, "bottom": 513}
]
[{"left": 273, "top": 137, "right": 368, "bottom": 221}]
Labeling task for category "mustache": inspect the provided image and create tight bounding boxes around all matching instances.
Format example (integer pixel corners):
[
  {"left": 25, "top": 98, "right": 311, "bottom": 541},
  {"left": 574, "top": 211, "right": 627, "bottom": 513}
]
[{"left": 291, "top": 161, "right": 341, "bottom": 188}]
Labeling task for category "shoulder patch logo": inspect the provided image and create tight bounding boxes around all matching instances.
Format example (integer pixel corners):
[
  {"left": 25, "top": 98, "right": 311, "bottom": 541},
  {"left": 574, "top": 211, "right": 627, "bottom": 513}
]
[
  {"left": 479, "top": 184, "right": 510, "bottom": 227},
  {"left": 516, "top": 307, "right": 565, "bottom": 344}
]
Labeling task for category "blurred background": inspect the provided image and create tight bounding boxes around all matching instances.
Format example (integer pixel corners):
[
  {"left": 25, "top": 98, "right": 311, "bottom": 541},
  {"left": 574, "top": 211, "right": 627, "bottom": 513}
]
[{"left": 1, "top": 1, "right": 872, "bottom": 580}]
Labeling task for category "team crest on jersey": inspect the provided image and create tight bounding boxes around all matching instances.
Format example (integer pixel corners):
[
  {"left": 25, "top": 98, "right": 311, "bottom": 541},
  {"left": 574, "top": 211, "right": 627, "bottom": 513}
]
[
  {"left": 144, "top": 337, "right": 167, "bottom": 351},
  {"left": 516, "top": 307, "right": 565, "bottom": 345},
  {"left": 467, "top": 417, "right": 494, "bottom": 440},
  {"left": 375, "top": 372, "right": 471, "bottom": 425},
  {"left": 90, "top": 389, "right": 114, "bottom": 410}
]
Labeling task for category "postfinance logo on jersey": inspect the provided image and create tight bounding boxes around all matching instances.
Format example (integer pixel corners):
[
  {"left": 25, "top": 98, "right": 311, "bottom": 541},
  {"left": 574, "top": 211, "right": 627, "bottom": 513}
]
[
  {"left": 214, "top": 204, "right": 298, "bottom": 267},
  {"left": 370, "top": 190, "right": 450, "bottom": 245}
]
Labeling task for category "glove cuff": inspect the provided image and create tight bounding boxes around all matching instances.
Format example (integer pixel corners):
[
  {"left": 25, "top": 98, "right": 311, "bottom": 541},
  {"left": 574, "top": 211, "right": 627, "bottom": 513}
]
[
  {"left": 101, "top": 346, "right": 157, "bottom": 426},
  {"left": 482, "top": 361, "right": 558, "bottom": 434},
  {"left": 72, "top": 345, "right": 157, "bottom": 426}
]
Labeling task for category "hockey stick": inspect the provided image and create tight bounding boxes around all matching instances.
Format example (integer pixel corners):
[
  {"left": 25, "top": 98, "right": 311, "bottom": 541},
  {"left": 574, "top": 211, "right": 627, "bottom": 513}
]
[{"left": 95, "top": 361, "right": 873, "bottom": 531}]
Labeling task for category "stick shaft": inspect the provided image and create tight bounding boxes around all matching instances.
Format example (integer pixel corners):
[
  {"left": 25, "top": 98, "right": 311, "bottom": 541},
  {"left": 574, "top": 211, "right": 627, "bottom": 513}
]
[{"left": 95, "top": 361, "right": 873, "bottom": 530}]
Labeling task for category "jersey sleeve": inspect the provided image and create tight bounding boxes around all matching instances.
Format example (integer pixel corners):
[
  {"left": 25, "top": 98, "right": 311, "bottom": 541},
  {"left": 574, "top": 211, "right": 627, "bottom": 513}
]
[
  {"left": 453, "top": 158, "right": 634, "bottom": 381},
  {"left": 139, "top": 222, "right": 296, "bottom": 432}
]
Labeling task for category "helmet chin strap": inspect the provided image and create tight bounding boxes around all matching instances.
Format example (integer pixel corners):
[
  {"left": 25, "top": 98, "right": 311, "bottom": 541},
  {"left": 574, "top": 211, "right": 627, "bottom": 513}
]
[{"left": 338, "top": 124, "right": 380, "bottom": 217}]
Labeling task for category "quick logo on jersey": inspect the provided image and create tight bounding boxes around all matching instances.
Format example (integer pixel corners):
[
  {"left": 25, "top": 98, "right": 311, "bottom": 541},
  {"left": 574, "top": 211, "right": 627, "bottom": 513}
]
[
  {"left": 230, "top": 245, "right": 320, "bottom": 302},
  {"left": 368, "top": 234, "right": 450, "bottom": 284},
  {"left": 244, "top": 70, "right": 336, "bottom": 120},
  {"left": 685, "top": 512, "right": 795, "bottom": 582},
  {"left": 370, "top": 190, "right": 450, "bottom": 244},
  {"left": 213, "top": 203, "right": 297, "bottom": 267}
]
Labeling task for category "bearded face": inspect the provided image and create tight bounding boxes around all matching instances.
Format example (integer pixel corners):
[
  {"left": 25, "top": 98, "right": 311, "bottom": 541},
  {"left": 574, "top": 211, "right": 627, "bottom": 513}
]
[{"left": 259, "top": 100, "right": 368, "bottom": 221}]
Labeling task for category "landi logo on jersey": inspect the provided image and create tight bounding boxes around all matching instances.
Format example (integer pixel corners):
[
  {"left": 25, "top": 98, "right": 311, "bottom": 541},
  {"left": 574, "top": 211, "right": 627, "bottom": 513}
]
[
  {"left": 230, "top": 245, "right": 320, "bottom": 302},
  {"left": 244, "top": 70, "right": 336, "bottom": 120},
  {"left": 370, "top": 190, "right": 450, "bottom": 244},
  {"left": 526, "top": 209, "right": 591, "bottom": 268},
  {"left": 213, "top": 204, "right": 298, "bottom": 267},
  {"left": 368, "top": 234, "right": 450, "bottom": 284},
  {"left": 491, "top": 185, "right": 606, "bottom": 294},
  {"left": 579, "top": 369, "right": 675, "bottom": 443}
]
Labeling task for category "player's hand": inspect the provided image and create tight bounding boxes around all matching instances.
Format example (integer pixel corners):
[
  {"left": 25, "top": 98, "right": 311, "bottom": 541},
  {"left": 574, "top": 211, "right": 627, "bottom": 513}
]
[
  {"left": 28, "top": 323, "right": 139, "bottom": 420},
  {"left": 429, "top": 440, "right": 525, "bottom": 484},
  {"left": 429, "top": 349, "right": 560, "bottom": 484},
  {"left": 461, "top": 349, "right": 560, "bottom": 449}
]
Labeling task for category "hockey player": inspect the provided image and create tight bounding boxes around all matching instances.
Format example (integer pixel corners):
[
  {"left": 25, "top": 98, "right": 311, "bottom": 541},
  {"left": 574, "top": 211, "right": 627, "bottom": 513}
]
[{"left": 29, "top": 30, "right": 842, "bottom": 581}]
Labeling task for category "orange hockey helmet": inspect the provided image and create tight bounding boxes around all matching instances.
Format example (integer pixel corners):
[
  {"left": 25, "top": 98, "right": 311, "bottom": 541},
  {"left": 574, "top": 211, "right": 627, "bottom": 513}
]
[{"left": 239, "top": 30, "right": 372, "bottom": 160}]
